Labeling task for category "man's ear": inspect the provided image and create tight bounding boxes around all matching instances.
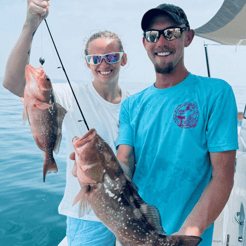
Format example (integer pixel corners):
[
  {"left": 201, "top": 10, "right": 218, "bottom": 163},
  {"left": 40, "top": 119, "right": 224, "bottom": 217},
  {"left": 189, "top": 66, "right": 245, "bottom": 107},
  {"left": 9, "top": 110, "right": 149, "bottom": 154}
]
[
  {"left": 185, "top": 29, "right": 195, "bottom": 47},
  {"left": 121, "top": 53, "right": 127, "bottom": 66},
  {"left": 143, "top": 36, "right": 147, "bottom": 49}
]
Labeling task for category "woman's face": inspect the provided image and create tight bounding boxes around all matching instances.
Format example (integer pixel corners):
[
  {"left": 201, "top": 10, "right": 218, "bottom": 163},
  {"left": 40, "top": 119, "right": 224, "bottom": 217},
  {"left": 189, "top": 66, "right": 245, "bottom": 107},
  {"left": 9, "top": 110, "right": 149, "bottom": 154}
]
[{"left": 86, "top": 38, "right": 127, "bottom": 85}]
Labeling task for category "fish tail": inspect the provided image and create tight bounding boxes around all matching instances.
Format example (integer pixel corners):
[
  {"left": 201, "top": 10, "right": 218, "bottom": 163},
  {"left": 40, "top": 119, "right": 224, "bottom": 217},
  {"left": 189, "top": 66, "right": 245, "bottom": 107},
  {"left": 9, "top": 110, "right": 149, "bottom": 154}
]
[{"left": 43, "top": 152, "right": 58, "bottom": 182}]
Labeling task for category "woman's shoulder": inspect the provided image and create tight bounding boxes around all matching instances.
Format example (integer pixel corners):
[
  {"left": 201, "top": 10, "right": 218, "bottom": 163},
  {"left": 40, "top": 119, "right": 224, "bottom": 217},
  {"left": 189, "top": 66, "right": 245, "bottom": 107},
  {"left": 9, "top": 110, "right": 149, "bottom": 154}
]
[
  {"left": 52, "top": 81, "right": 91, "bottom": 107},
  {"left": 53, "top": 81, "right": 90, "bottom": 96}
]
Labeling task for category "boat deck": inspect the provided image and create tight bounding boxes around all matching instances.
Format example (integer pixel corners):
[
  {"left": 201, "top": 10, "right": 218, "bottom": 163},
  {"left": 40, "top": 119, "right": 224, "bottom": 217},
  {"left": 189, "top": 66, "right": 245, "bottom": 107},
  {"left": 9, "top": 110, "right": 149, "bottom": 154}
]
[
  {"left": 58, "top": 237, "right": 121, "bottom": 246},
  {"left": 58, "top": 237, "right": 67, "bottom": 246}
]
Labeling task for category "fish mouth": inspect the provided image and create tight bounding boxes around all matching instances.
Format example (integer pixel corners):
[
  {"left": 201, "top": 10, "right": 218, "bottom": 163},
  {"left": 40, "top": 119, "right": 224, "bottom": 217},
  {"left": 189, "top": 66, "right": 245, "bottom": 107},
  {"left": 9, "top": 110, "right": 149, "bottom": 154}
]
[
  {"left": 25, "top": 65, "right": 52, "bottom": 91},
  {"left": 73, "top": 129, "right": 97, "bottom": 148},
  {"left": 25, "top": 64, "right": 37, "bottom": 84},
  {"left": 25, "top": 64, "right": 36, "bottom": 73}
]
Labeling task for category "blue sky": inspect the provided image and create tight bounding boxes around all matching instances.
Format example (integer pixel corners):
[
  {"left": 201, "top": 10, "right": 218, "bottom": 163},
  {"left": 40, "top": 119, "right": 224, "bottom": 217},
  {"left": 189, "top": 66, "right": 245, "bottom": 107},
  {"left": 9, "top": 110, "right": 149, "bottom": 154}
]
[{"left": 1, "top": 0, "right": 246, "bottom": 87}]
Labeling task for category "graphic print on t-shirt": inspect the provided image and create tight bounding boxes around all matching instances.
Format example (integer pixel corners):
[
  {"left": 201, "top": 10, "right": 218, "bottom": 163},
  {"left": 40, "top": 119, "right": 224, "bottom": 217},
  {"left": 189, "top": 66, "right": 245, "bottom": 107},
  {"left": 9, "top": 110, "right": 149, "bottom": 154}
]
[{"left": 173, "top": 102, "right": 199, "bottom": 129}]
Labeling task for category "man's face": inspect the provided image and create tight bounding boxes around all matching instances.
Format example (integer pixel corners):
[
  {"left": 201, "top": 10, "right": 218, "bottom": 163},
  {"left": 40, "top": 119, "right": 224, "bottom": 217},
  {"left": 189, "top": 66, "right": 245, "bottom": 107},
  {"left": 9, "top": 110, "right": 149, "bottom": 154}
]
[{"left": 143, "top": 15, "right": 189, "bottom": 75}]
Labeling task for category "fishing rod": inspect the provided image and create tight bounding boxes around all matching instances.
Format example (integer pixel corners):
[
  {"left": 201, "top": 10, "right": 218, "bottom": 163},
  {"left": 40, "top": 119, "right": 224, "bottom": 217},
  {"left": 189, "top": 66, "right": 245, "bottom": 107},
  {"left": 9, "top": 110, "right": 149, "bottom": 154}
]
[{"left": 42, "top": 19, "right": 90, "bottom": 131}]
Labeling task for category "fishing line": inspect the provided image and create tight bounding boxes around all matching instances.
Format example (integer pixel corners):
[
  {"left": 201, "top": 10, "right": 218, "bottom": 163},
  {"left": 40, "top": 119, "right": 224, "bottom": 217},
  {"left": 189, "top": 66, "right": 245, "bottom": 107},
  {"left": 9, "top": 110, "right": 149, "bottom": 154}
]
[
  {"left": 43, "top": 19, "right": 90, "bottom": 131},
  {"left": 41, "top": 23, "right": 43, "bottom": 57},
  {"left": 39, "top": 22, "right": 45, "bottom": 65}
]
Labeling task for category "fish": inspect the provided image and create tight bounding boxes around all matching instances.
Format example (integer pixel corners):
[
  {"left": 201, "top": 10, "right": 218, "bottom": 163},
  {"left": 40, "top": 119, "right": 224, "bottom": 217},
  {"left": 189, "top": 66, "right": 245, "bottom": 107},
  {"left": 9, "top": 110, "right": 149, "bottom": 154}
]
[
  {"left": 71, "top": 129, "right": 202, "bottom": 246},
  {"left": 20, "top": 65, "right": 67, "bottom": 182}
]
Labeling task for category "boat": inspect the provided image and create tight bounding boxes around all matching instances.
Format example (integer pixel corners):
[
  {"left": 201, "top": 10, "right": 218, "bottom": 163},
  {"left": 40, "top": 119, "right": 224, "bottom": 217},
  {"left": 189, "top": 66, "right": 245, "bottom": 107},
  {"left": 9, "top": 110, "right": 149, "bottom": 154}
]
[
  {"left": 194, "top": 0, "right": 246, "bottom": 46},
  {"left": 194, "top": 0, "right": 246, "bottom": 244},
  {"left": 211, "top": 120, "right": 246, "bottom": 246},
  {"left": 58, "top": 237, "right": 121, "bottom": 245},
  {"left": 58, "top": 237, "right": 67, "bottom": 246}
]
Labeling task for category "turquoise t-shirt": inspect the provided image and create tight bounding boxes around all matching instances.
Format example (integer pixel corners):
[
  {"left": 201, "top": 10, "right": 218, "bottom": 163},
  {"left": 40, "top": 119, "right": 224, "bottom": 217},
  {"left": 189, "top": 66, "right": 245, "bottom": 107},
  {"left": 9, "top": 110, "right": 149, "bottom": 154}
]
[{"left": 117, "top": 73, "right": 238, "bottom": 245}]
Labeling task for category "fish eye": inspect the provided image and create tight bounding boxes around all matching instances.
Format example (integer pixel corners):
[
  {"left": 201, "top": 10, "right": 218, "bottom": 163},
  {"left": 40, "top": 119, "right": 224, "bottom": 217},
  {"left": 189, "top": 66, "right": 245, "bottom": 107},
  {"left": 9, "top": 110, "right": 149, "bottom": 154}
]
[
  {"left": 46, "top": 77, "right": 50, "bottom": 81},
  {"left": 97, "top": 144, "right": 104, "bottom": 151}
]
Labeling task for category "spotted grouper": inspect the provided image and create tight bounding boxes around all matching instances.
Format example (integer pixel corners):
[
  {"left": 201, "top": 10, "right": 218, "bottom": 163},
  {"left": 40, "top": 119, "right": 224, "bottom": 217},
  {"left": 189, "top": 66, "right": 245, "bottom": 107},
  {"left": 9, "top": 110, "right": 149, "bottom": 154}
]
[
  {"left": 21, "top": 65, "right": 67, "bottom": 182},
  {"left": 71, "top": 129, "right": 202, "bottom": 246}
]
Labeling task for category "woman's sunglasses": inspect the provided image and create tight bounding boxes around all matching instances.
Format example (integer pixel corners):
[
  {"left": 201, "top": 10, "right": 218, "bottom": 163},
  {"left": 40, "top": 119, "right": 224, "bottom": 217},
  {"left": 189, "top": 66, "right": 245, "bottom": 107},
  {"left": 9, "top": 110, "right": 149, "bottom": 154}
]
[
  {"left": 144, "top": 27, "right": 189, "bottom": 43},
  {"left": 85, "top": 52, "right": 124, "bottom": 65}
]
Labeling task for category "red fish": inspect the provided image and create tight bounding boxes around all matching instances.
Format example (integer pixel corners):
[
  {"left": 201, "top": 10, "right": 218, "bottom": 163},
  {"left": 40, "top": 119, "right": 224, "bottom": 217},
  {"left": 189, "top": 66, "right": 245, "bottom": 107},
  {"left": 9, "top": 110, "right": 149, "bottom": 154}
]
[
  {"left": 71, "top": 129, "right": 202, "bottom": 246},
  {"left": 21, "top": 65, "right": 67, "bottom": 182}
]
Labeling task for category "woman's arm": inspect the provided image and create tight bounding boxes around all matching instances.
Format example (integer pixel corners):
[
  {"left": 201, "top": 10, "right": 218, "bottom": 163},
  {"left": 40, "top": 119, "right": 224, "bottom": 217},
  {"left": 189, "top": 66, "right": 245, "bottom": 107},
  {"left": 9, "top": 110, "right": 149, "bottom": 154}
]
[{"left": 2, "top": 0, "right": 50, "bottom": 97}]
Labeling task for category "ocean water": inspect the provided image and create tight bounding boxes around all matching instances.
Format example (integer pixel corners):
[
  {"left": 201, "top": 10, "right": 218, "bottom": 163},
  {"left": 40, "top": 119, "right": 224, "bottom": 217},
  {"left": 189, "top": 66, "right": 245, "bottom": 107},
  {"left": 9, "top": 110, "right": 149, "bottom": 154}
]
[
  {"left": 0, "top": 77, "right": 245, "bottom": 246},
  {"left": 232, "top": 85, "right": 246, "bottom": 113},
  {"left": 0, "top": 79, "right": 68, "bottom": 246}
]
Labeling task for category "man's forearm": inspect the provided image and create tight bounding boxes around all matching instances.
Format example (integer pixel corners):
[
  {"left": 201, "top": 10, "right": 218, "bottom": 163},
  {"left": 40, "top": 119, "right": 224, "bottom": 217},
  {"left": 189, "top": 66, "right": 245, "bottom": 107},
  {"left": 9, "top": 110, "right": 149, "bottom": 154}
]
[
  {"left": 177, "top": 150, "right": 236, "bottom": 236},
  {"left": 118, "top": 158, "right": 135, "bottom": 180},
  {"left": 178, "top": 174, "right": 234, "bottom": 236},
  {"left": 117, "top": 145, "right": 136, "bottom": 180}
]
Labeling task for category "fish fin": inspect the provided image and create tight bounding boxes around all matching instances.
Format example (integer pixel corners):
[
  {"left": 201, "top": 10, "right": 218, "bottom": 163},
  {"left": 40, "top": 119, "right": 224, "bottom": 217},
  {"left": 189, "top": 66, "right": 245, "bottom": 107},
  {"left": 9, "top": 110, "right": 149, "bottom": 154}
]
[
  {"left": 35, "top": 100, "right": 52, "bottom": 110},
  {"left": 53, "top": 103, "right": 67, "bottom": 154},
  {"left": 20, "top": 98, "right": 28, "bottom": 125},
  {"left": 22, "top": 108, "right": 28, "bottom": 125},
  {"left": 72, "top": 186, "right": 89, "bottom": 206},
  {"left": 126, "top": 179, "right": 166, "bottom": 235},
  {"left": 55, "top": 102, "right": 67, "bottom": 116},
  {"left": 125, "top": 175, "right": 138, "bottom": 191},
  {"left": 139, "top": 203, "right": 166, "bottom": 235},
  {"left": 53, "top": 133, "right": 62, "bottom": 154},
  {"left": 78, "top": 200, "right": 92, "bottom": 218},
  {"left": 26, "top": 110, "right": 31, "bottom": 125},
  {"left": 160, "top": 235, "right": 202, "bottom": 246},
  {"left": 43, "top": 152, "right": 58, "bottom": 182},
  {"left": 180, "top": 236, "right": 202, "bottom": 246},
  {"left": 72, "top": 186, "right": 92, "bottom": 217}
]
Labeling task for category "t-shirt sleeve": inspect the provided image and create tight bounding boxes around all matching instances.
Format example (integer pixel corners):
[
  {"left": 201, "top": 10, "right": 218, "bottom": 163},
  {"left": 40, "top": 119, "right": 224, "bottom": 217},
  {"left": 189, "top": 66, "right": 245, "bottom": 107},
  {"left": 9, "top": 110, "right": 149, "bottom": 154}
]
[
  {"left": 117, "top": 100, "right": 134, "bottom": 147},
  {"left": 206, "top": 86, "right": 238, "bottom": 152}
]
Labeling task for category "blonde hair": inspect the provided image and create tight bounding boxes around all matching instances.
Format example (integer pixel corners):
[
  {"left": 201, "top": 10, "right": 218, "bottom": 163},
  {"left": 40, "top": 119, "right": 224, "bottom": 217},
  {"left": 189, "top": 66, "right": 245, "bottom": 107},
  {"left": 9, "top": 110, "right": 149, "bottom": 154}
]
[{"left": 84, "top": 30, "right": 124, "bottom": 55}]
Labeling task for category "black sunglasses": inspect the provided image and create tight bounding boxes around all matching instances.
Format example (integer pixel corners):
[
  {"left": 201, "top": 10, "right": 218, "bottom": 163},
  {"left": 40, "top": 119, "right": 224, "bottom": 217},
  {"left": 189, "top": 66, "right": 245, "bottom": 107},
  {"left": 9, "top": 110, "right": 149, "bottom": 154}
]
[{"left": 144, "top": 27, "right": 189, "bottom": 42}]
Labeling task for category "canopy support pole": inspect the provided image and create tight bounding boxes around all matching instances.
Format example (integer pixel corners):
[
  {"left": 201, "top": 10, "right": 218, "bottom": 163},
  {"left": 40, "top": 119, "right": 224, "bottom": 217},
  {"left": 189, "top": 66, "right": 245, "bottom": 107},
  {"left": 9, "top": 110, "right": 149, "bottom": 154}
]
[{"left": 204, "top": 44, "right": 211, "bottom": 77}]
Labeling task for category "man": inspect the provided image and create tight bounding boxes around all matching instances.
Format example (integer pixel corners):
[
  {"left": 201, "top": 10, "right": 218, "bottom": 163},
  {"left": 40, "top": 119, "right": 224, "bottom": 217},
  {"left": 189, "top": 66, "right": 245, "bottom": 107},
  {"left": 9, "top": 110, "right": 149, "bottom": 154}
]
[{"left": 117, "top": 4, "right": 238, "bottom": 245}]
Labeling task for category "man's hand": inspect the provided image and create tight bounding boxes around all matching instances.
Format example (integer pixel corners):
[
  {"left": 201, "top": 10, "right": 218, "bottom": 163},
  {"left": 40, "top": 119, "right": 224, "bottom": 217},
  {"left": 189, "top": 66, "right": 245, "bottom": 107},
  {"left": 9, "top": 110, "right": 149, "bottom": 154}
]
[
  {"left": 25, "top": 0, "right": 50, "bottom": 31},
  {"left": 172, "top": 227, "right": 201, "bottom": 237}
]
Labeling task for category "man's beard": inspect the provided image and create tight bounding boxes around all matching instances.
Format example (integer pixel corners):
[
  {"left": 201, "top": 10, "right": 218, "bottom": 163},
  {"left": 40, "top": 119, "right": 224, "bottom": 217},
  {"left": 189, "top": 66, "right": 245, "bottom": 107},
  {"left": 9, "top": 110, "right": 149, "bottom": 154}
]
[{"left": 155, "top": 62, "right": 174, "bottom": 74}]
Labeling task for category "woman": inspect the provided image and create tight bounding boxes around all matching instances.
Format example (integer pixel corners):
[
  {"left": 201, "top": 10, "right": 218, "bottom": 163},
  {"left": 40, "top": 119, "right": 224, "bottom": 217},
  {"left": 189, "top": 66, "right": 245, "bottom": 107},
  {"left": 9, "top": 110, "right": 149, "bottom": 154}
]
[
  {"left": 53, "top": 31, "right": 129, "bottom": 246},
  {"left": 2, "top": 0, "right": 129, "bottom": 245}
]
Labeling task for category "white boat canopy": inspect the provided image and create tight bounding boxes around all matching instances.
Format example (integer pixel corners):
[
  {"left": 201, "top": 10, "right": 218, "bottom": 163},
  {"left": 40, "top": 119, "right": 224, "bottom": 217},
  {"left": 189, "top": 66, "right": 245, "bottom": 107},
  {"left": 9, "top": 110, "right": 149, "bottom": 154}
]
[{"left": 194, "top": 0, "right": 246, "bottom": 46}]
